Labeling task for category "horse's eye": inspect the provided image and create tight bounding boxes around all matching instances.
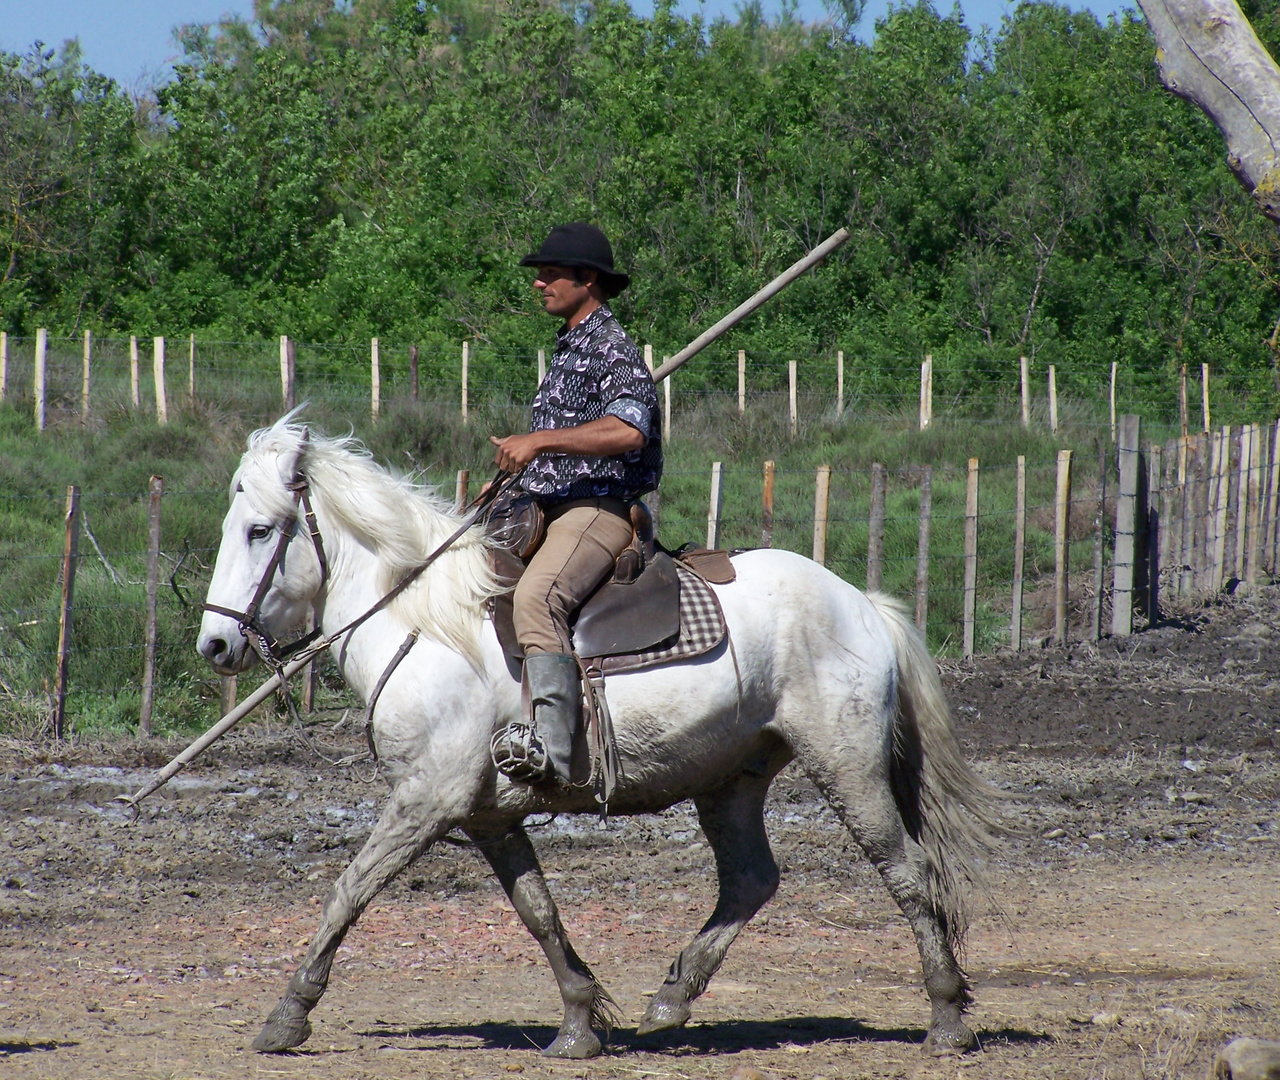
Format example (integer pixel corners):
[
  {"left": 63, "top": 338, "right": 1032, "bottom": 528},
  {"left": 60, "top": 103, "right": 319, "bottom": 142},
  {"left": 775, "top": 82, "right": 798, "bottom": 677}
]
[{"left": 248, "top": 524, "right": 273, "bottom": 542}]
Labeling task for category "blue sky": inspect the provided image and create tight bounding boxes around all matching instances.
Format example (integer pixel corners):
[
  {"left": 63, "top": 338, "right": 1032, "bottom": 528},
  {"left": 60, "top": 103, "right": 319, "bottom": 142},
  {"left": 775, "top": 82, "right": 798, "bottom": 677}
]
[{"left": 1, "top": 0, "right": 1132, "bottom": 89}]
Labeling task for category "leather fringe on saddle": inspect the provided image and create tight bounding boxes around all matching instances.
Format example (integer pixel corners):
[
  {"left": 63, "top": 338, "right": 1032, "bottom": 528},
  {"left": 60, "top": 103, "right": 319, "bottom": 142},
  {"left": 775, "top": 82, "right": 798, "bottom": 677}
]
[{"left": 577, "top": 656, "right": 620, "bottom": 814}]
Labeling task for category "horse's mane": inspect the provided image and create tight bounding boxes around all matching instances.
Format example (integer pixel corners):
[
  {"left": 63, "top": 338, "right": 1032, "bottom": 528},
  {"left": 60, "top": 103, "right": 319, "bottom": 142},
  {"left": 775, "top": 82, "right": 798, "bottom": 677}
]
[{"left": 232, "top": 417, "right": 500, "bottom": 668}]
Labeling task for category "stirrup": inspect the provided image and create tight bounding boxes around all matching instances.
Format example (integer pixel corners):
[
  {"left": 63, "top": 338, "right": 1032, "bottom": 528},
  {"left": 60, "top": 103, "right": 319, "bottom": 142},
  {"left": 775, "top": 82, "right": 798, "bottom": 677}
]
[{"left": 490, "top": 721, "right": 550, "bottom": 783}]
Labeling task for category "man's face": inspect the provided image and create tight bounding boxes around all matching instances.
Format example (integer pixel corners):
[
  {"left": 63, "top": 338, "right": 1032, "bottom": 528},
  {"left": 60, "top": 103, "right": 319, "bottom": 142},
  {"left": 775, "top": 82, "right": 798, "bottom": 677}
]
[{"left": 532, "top": 265, "right": 596, "bottom": 320}]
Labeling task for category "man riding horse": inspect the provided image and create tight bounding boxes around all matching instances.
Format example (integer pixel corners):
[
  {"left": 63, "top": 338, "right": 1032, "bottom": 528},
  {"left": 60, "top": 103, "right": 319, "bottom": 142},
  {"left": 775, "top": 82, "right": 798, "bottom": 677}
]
[{"left": 489, "top": 223, "right": 662, "bottom": 786}]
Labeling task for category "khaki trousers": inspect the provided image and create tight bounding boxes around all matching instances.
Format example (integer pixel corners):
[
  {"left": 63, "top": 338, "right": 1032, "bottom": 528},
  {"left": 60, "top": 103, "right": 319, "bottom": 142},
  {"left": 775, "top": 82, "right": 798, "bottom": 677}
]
[{"left": 512, "top": 498, "right": 634, "bottom": 655}]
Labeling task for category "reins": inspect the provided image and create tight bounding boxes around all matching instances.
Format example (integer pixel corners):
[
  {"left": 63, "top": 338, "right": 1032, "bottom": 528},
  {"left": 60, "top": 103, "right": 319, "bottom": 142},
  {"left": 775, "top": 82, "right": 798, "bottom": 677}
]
[
  {"left": 203, "top": 445, "right": 514, "bottom": 673},
  {"left": 119, "top": 464, "right": 516, "bottom": 815}
]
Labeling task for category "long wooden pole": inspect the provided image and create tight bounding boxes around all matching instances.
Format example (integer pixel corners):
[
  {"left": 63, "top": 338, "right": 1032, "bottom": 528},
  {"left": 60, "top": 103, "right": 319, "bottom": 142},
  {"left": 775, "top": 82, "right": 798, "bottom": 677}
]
[
  {"left": 410, "top": 345, "right": 420, "bottom": 401},
  {"left": 121, "top": 655, "right": 315, "bottom": 808},
  {"left": 1201, "top": 363, "right": 1211, "bottom": 432},
  {"left": 139, "top": 475, "right": 164, "bottom": 737},
  {"left": 371, "top": 338, "right": 381, "bottom": 422},
  {"left": 52, "top": 485, "right": 81, "bottom": 739},
  {"left": 1179, "top": 364, "right": 1189, "bottom": 438},
  {"left": 650, "top": 228, "right": 850, "bottom": 383},
  {"left": 738, "top": 350, "right": 746, "bottom": 416},
  {"left": 188, "top": 332, "right": 196, "bottom": 405},
  {"left": 0, "top": 330, "right": 7, "bottom": 403},
  {"left": 460, "top": 339, "right": 468, "bottom": 424}
]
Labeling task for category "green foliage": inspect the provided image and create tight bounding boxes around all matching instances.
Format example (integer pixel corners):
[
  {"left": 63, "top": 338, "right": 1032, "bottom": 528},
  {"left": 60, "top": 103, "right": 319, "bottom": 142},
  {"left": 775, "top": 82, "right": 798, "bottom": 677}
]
[{"left": 3, "top": 1, "right": 1280, "bottom": 410}]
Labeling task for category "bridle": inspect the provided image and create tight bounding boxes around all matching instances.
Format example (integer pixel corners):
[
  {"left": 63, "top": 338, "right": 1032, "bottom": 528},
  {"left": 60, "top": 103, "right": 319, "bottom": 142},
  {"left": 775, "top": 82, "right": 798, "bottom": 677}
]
[
  {"left": 201, "top": 455, "right": 330, "bottom": 669},
  {"left": 202, "top": 436, "right": 514, "bottom": 671}
]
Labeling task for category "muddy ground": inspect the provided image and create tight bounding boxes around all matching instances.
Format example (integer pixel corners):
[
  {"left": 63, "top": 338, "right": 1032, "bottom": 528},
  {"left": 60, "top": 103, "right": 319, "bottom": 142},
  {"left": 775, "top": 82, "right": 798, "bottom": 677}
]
[{"left": 2, "top": 588, "right": 1278, "bottom": 1080}]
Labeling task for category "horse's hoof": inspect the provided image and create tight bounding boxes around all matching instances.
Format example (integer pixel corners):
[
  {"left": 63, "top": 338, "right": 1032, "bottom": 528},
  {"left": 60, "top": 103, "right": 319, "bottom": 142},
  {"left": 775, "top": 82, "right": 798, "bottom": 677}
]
[
  {"left": 251, "top": 1003, "right": 312, "bottom": 1053},
  {"left": 923, "top": 1018, "right": 977, "bottom": 1056},
  {"left": 542, "top": 1028, "right": 601, "bottom": 1059},
  {"left": 635, "top": 996, "right": 692, "bottom": 1035}
]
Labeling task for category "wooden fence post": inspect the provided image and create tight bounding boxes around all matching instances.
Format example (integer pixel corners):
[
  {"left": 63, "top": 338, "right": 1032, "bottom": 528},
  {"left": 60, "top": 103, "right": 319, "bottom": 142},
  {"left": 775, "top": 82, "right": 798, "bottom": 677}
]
[
  {"left": 130, "top": 335, "right": 140, "bottom": 409},
  {"left": 1049, "top": 364, "right": 1059, "bottom": 435},
  {"left": 81, "top": 329, "right": 91, "bottom": 422},
  {"left": 371, "top": 338, "right": 381, "bottom": 422},
  {"left": 460, "top": 339, "right": 468, "bottom": 424},
  {"left": 919, "top": 355, "right": 933, "bottom": 430},
  {"left": 1247, "top": 423, "right": 1264, "bottom": 586},
  {"left": 1019, "top": 355, "right": 1029, "bottom": 428},
  {"left": 139, "top": 475, "right": 163, "bottom": 738},
  {"left": 1054, "top": 448, "right": 1073, "bottom": 645},
  {"left": 837, "top": 350, "right": 844, "bottom": 418},
  {"left": 0, "top": 330, "right": 7, "bottom": 403},
  {"left": 867, "top": 462, "right": 886, "bottom": 592},
  {"left": 1212, "top": 425, "right": 1231, "bottom": 591},
  {"left": 1179, "top": 365, "right": 1189, "bottom": 438},
  {"left": 52, "top": 485, "right": 81, "bottom": 739},
  {"left": 915, "top": 466, "right": 932, "bottom": 633},
  {"left": 962, "top": 457, "right": 979, "bottom": 659},
  {"left": 1235, "top": 424, "right": 1251, "bottom": 581},
  {"left": 761, "top": 460, "right": 775, "bottom": 548},
  {"left": 789, "top": 359, "right": 798, "bottom": 436},
  {"left": 455, "top": 469, "right": 469, "bottom": 513},
  {"left": 812, "top": 465, "right": 832, "bottom": 566},
  {"left": 220, "top": 675, "right": 237, "bottom": 716},
  {"left": 1192, "top": 433, "right": 1210, "bottom": 594},
  {"left": 1147, "top": 441, "right": 1162, "bottom": 625},
  {"left": 153, "top": 336, "right": 168, "bottom": 425},
  {"left": 707, "top": 461, "right": 724, "bottom": 549},
  {"left": 1092, "top": 441, "right": 1106, "bottom": 640},
  {"left": 409, "top": 345, "right": 420, "bottom": 401},
  {"left": 188, "top": 333, "right": 196, "bottom": 404},
  {"left": 1112, "top": 415, "right": 1141, "bottom": 636},
  {"left": 738, "top": 350, "right": 746, "bottom": 416},
  {"left": 1011, "top": 456, "right": 1026, "bottom": 651},
  {"left": 1201, "top": 364, "right": 1211, "bottom": 432},
  {"left": 663, "top": 363, "right": 671, "bottom": 442},
  {"left": 301, "top": 610, "right": 317, "bottom": 714},
  {"left": 34, "top": 327, "right": 47, "bottom": 431},
  {"left": 280, "top": 335, "right": 295, "bottom": 411},
  {"left": 1109, "top": 361, "right": 1117, "bottom": 442},
  {"left": 642, "top": 344, "right": 651, "bottom": 376},
  {"left": 1264, "top": 419, "right": 1274, "bottom": 573}
]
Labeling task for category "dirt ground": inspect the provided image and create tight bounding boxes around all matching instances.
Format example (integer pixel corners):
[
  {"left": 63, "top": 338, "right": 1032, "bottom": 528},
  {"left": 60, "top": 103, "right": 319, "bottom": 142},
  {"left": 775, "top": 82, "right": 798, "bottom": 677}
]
[{"left": 2, "top": 588, "right": 1278, "bottom": 1080}]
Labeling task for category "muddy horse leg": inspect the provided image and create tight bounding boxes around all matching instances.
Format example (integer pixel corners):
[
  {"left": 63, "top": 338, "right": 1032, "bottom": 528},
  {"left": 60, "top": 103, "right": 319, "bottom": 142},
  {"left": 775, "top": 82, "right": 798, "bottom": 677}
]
[
  {"left": 470, "top": 824, "right": 616, "bottom": 1059},
  {"left": 807, "top": 765, "right": 976, "bottom": 1054},
  {"left": 637, "top": 772, "right": 779, "bottom": 1035},
  {"left": 252, "top": 772, "right": 467, "bottom": 1052}
]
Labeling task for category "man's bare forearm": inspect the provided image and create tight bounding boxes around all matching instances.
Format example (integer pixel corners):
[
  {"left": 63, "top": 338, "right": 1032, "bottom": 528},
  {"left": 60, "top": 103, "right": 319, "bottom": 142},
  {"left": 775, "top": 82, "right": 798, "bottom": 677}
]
[{"left": 490, "top": 416, "right": 645, "bottom": 473}]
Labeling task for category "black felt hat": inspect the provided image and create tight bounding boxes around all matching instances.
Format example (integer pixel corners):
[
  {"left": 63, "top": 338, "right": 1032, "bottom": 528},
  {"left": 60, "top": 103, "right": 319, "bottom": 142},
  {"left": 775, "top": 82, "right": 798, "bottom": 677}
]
[{"left": 520, "top": 222, "right": 630, "bottom": 295}]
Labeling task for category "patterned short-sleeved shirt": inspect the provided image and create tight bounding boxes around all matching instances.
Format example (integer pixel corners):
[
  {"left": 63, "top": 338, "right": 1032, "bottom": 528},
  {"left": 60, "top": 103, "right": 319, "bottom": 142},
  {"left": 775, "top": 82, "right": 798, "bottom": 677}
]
[{"left": 521, "top": 304, "right": 662, "bottom": 504}]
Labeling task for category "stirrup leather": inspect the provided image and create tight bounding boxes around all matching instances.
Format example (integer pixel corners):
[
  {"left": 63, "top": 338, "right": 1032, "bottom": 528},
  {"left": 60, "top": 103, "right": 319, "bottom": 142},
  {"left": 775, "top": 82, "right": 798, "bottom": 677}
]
[{"left": 490, "top": 721, "right": 550, "bottom": 783}]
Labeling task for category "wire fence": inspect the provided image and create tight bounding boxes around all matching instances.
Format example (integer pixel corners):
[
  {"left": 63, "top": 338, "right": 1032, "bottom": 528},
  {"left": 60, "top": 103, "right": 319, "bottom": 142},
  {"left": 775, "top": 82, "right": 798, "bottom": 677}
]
[{"left": 4, "top": 332, "right": 1280, "bottom": 433}]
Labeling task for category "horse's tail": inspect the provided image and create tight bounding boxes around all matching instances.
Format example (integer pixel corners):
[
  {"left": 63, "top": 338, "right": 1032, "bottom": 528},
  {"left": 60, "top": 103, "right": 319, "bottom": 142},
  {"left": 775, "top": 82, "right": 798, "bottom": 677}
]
[{"left": 866, "top": 591, "right": 1008, "bottom": 950}]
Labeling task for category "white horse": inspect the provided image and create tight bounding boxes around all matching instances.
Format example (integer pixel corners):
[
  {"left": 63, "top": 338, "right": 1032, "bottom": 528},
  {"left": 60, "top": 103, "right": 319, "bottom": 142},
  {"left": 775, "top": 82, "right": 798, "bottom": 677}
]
[{"left": 197, "top": 418, "right": 1005, "bottom": 1059}]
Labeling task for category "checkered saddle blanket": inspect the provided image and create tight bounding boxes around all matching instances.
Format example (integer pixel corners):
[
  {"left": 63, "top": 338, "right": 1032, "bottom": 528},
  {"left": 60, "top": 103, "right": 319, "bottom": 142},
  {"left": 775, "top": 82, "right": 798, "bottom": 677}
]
[{"left": 592, "top": 562, "right": 728, "bottom": 676}]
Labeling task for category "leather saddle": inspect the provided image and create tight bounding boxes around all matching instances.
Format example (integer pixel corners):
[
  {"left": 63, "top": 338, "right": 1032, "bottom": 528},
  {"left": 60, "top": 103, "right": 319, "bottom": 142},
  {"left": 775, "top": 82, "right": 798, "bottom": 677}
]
[{"left": 489, "top": 501, "right": 682, "bottom": 662}]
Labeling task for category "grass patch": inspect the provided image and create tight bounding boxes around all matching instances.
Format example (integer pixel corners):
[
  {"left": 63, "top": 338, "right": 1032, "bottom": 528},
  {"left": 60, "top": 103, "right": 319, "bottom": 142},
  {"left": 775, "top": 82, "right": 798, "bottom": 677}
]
[{"left": 0, "top": 391, "right": 1123, "bottom": 738}]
